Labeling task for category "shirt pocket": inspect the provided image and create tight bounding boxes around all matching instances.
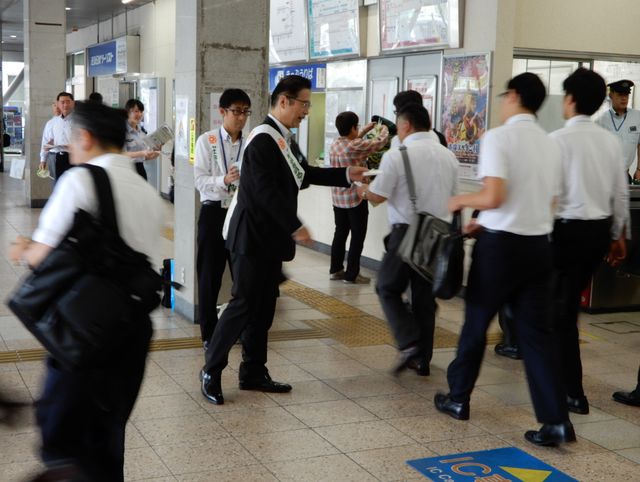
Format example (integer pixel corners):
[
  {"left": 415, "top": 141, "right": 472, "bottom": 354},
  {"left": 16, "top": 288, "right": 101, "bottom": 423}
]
[{"left": 624, "top": 127, "right": 640, "bottom": 144}]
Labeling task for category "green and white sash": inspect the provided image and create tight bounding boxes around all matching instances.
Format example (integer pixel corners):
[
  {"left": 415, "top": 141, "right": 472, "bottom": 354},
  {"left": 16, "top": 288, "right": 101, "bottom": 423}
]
[{"left": 222, "top": 123, "right": 305, "bottom": 239}]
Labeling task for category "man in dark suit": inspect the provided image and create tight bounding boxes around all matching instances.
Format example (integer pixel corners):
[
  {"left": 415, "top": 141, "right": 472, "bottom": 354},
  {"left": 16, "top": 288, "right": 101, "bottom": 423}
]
[{"left": 200, "top": 75, "right": 367, "bottom": 404}]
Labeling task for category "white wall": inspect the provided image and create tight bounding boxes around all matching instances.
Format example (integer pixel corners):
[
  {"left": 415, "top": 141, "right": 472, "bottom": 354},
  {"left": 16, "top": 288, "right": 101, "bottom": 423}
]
[{"left": 514, "top": 0, "right": 640, "bottom": 56}]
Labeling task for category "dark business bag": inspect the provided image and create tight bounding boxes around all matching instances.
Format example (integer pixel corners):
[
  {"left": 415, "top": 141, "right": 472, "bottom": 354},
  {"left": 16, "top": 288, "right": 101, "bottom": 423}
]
[
  {"left": 396, "top": 145, "right": 464, "bottom": 299},
  {"left": 7, "top": 164, "right": 162, "bottom": 371}
]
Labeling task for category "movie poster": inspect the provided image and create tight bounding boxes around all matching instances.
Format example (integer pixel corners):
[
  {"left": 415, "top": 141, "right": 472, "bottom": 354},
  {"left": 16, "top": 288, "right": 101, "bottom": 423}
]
[{"left": 441, "top": 53, "right": 491, "bottom": 179}]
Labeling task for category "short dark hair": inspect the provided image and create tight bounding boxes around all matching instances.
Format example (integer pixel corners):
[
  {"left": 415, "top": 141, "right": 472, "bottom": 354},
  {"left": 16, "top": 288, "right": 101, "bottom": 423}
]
[
  {"left": 57, "top": 91, "right": 74, "bottom": 101},
  {"left": 563, "top": 68, "right": 606, "bottom": 116},
  {"left": 88, "top": 92, "right": 103, "bottom": 103},
  {"left": 396, "top": 102, "right": 431, "bottom": 131},
  {"left": 219, "top": 89, "right": 251, "bottom": 109},
  {"left": 270, "top": 75, "right": 312, "bottom": 107},
  {"left": 335, "top": 111, "right": 359, "bottom": 136},
  {"left": 506, "top": 73, "right": 546, "bottom": 113},
  {"left": 393, "top": 90, "right": 422, "bottom": 110},
  {"left": 71, "top": 101, "right": 127, "bottom": 150},
  {"left": 125, "top": 98, "right": 144, "bottom": 112}
]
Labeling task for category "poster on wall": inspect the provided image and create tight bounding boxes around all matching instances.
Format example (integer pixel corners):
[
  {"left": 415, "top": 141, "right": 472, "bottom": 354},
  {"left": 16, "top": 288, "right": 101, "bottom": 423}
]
[
  {"left": 269, "top": 0, "right": 308, "bottom": 64},
  {"left": 370, "top": 78, "right": 398, "bottom": 120},
  {"left": 441, "top": 53, "right": 490, "bottom": 179},
  {"left": 406, "top": 75, "right": 437, "bottom": 123},
  {"left": 308, "top": 0, "right": 360, "bottom": 59},
  {"left": 379, "top": 0, "right": 462, "bottom": 52},
  {"left": 175, "top": 95, "right": 189, "bottom": 158}
]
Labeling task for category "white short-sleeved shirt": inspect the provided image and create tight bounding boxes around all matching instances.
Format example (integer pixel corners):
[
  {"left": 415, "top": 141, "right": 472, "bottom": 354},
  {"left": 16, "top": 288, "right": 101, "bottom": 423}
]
[
  {"left": 595, "top": 107, "right": 640, "bottom": 170},
  {"left": 40, "top": 115, "right": 71, "bottom": 161},
  {"left": 369, "top": 132, "right": 459, "bottom": 226},
  {"left": 124, "top": 122, "right": 148, "bottom": 164},
  {"left": 32, "top": 153, "right": 163, "bottom": 255},
  {"left": 477, "top": 114, "right": 562, "bottom": 236},
  {"left": 550, "top": 116, "right": 629, "bottom": 239}
]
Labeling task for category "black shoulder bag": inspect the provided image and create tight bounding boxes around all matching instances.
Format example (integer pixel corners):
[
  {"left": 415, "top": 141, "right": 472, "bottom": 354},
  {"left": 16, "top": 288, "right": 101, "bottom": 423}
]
[
  {"left": 396, "top": 145, "right": 464, "bottom": 299},
  {"left": 7, "top": 164, "right": 163, "bottom": 371}
]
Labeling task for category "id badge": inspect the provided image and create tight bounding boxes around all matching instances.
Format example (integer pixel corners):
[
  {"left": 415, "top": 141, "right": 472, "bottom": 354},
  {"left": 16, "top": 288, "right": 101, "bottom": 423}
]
[{"left": 222, "top": 198, "right": 232, "bottom": 209}]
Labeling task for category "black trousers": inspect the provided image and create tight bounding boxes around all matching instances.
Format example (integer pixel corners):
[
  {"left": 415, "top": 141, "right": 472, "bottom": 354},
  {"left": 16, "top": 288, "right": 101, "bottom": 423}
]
[
  {"left": 196, "top": 203, "right": 232, "bottom": 342},
  {"left": 551, "top": 217, "right": 612, "bottom": 398},
  {"left": 498, "top": 304, "right": 518, "bottom": 347},
  {"left": 135, "top": 162, "right": 147, "bottom": 180},
  {"left": 330, "top": 201, "right": 369, "bottom": 281},
  {"left": 36, "top": 317, "right": 152, "bottom": 482},
  {"left": 377, "top": 225, "right": 437, "bottom": 362},
  {"left": 204, "top": 253, "right": 281, "bottom": 380},
  {"left": 447, "top": 231, "right": 567, "bottom": 424},
  {"left": 46, "top": 152, "right": 70, "bottom": 182}
]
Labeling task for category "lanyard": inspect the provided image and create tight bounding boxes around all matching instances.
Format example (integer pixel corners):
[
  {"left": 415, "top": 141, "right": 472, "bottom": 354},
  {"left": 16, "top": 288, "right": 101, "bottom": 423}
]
[
  {"left": 219, "top": 128, "right": 242, "bottom": 172},
  {"left": 610, "top": 111, "right": 627, "bottom": 132}
]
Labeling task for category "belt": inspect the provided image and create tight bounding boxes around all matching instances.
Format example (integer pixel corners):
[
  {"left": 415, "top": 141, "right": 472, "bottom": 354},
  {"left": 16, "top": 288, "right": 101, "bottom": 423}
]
[
  {"left": 202, "top": 200, "right": 222, "bottom": 207},
  {"left": 392, "top": 223, "right": 409, "bottom": 230},
  {"left": 556, "top": 217, "right": 612, "bottom": 225},
  {"left": 483, "top": 228, "right": 548, "bottom": 240}
]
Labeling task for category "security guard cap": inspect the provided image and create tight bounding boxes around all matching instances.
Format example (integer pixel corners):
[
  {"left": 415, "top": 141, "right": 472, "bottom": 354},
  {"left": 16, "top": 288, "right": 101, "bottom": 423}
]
[{"left": 608, "top": 80, "right": 634, "bottom": 94}]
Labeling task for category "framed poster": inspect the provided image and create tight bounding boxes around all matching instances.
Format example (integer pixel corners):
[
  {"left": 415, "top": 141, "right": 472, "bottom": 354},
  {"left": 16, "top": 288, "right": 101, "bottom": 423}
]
[
  {"left": 308, "top": 0, "right": 360, "bottom": 59},
  {"left": 440, "top": 53, "right": 490, "bottom": 180},
  {"left": 380, "top": 0, "right": 463, "bottom": 52},
  {"left": 370, "top": 77, "right": 399, "bottom": 121},
  {"left": 406, "top": 75, "right": 437, "bottom": 123},
  {"left": 269, "top": 0, "right": 308, "bottom": 64}
]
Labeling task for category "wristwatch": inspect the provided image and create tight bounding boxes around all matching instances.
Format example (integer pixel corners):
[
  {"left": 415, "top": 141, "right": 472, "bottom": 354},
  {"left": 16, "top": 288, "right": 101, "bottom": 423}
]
[{"left": 361, "top": 190, "right": 368, "bottom": 200}]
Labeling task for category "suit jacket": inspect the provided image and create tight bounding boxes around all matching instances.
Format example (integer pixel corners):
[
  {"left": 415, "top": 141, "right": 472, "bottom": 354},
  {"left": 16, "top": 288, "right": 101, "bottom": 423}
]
[{"left": 226, "top": 116, "right": 350, "bottom": 261}]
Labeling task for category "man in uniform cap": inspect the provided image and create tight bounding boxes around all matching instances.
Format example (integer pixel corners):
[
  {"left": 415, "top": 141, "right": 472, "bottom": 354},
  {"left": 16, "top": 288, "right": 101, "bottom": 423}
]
[{"left": 596, "top": 79, "right": 640, "bottom": 183}]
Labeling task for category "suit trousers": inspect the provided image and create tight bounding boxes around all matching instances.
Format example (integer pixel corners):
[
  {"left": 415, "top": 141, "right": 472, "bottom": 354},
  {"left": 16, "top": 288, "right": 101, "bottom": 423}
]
[
  {"left": 330, "top": 201, "right": 369, "bottom": 280},
  {"left": 204, "top": 253, "right": 281, "bottom": 380},
  {"left": 46, "top": 152, "right": 70, "bottom": 182},
  {"left": 377, "top": 225, "right": 437, "bottom": 362},
  {"left": 551, "top": 217, "right": 611, "bottom": 398},
  {"left": 196, "top": 203, "right": 231, "bottom": 342},
  {"left": 135, "top": 162, "right": 147, "bottom": 180},
  {"left": 36, "top": 316, "right": 152, "bottom": 482},
  {"left": 447, "top": 231, "right": 567, "bottom": 424}
]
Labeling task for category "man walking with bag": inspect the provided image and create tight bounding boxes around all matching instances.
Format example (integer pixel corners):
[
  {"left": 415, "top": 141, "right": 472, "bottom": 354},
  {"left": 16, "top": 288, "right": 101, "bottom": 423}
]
[{"left": 356, "top": 103, "right": 458, "bottom": 377}]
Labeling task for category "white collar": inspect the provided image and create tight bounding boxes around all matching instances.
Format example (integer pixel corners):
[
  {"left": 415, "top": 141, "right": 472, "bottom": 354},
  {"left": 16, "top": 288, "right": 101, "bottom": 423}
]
[
  {"left": 565, "top": 115, "right": 591, "bottom": 127},
  {"left": 220, "top": 125, "right": 243, "bottom": 144},
  {"left": 609, "top": 107, "right": 628, "bottom": 117},
  {"left": 401, "top": 131, "right": 437, "bottom": 146},
  {"left": 505, "top": 113, "right": 537, "bottom": 125},
  {"left": 268, "top": 114, "right": 293, "bottom": 143}
]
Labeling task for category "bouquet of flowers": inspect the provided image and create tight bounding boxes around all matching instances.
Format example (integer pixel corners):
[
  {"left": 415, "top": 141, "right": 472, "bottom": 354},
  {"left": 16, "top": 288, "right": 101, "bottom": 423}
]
[{"left": 365, "top": 116, "right": 397, "bottom": 170}]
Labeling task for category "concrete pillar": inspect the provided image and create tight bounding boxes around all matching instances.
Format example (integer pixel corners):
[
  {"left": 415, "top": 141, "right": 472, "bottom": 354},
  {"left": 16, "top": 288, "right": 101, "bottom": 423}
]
[
  {"left": 173, "top": 0, "right": 270, "bottom": 321},
  {"left": 23, "top": 0, "right": 66, "bottom": 207}
]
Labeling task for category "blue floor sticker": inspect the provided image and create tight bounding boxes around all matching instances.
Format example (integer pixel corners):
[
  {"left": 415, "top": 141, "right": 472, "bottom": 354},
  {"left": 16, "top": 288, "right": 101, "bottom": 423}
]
[{"left": 407, "top": 447, "right": 577, "bottom": 481}]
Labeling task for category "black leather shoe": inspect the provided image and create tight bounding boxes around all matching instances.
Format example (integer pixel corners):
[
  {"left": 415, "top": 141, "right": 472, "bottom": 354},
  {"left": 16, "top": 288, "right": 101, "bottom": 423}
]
[
  {"left": 392, "top": 346, "right": 421, "bottom": 376},
  {"left": 494, "top": 343, "right": 522, "bottom": 360},
  {"left": 567, "top": 395, "right": 589, "bottom": 414},
  {"left": 612, "top": 389, "right": 640, "bottom": 407},
  {"left": 406, "top": 357, "right": 430, "bottom": 376},
  {"left": 524, "top": 421, "right": 576, "bottom": 446},
  {"left": 239, "top": 374, "right": 292, "bottom": 393},
  {"left": 434, "top": 393, "right": 470, "bottom": 420},
  {"left": 200, "top": 369, "right": 224, "bottom": 405}
]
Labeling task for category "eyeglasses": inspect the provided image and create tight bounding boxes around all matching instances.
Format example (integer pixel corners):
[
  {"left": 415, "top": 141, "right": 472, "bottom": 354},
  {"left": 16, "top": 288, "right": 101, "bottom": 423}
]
[
  {"left": 286, "top": 96, "right": 312, "bottom": 109},
  {"left": 225, "top": 108, "right": 252, "bottom": 117}
]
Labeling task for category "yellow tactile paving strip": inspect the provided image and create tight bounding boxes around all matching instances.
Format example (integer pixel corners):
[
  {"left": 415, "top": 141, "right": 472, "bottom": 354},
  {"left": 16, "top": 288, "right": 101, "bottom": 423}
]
[{"left": 0, "top": 280, "right": 487, "bottom": 363}]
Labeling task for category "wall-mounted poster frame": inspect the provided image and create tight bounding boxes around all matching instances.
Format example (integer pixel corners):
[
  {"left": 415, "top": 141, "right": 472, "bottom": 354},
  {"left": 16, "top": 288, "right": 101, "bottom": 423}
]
[
  {"left": 370, "top": 77, "right": 399, "bottom": 121},
  {"left": 269, "top": 0, "right": 309, "bottom": 64},
  {"left": 405, "top": 75, "right": 437, "bottom": 125},
  {"left": 440, "top": 52, "right": 491, "bottom": 180},
  {"left": 308, "top": 0, "right": 360, "bottom": 60},
  {"left": 379, "top": 0, "right": 463, "bottom": 53}
]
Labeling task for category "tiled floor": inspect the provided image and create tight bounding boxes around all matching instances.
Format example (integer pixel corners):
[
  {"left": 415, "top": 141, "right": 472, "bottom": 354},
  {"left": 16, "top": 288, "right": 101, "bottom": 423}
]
[{"left": 1, "top": 170, "right": 640, "bottom": 480}]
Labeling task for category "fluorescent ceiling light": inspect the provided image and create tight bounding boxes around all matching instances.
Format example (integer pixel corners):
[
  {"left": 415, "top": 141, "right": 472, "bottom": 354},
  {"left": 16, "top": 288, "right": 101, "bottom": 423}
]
[
  {"left": 10, "top": 35, "right": 16, "bottom": 38},
  {"left": 122, "top": 0, "right": 134, "bottom": 4},
  {"left": 65, "top": 7, "right": 71, "bottom": 10}
]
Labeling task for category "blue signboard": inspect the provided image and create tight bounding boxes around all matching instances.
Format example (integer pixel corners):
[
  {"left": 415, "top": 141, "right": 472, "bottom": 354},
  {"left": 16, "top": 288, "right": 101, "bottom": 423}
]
[
  {"left": 269, "top": 64, "right": 327, "bottom": 92},
  {"left": 408, "top": 447, "right": 577, "bottom": 481},
  {"left": 87, "top": 40, "right": 118, "bottom": 77}
]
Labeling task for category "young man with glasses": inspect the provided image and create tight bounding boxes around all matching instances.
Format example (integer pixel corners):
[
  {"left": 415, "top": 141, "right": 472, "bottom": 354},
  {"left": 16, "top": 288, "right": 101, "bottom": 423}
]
[
  {"left": 194, "top": 89, "right": 251, "bottom": 347},
  {"left": 200, "top": 75, "right": 367, "bottom": 405}
]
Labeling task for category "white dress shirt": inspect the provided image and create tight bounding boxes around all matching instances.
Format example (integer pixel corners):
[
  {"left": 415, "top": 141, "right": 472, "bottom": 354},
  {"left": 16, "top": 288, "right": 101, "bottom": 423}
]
[
  {"left": 550, "top": 115, "right": 629, "bottom": 239},
  {"left": 124, "top": 122, "right": 148, "bottom": 164},
  {"left": 40, "top": 115, "right": 72, "bottom": 161},
  {"left": 369, "top": 132, "right": 459, "bottom": 226},
  {"left": 595, "top": 107, "right": 640, "bottom": 170},
  {"left": 32, "top": 153, "right": 163, "bottom": 254},
  {"left": 477, "top": 114, "right": 562, "bottom": 236},
  {"left": 390, "top": 130, "right": 438, "bottom": 149}
]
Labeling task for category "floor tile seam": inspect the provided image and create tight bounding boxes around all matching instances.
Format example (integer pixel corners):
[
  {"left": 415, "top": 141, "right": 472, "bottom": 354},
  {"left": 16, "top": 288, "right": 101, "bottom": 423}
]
[{"left": 279, "top": 399, "right": 383, "bottom": 429}]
